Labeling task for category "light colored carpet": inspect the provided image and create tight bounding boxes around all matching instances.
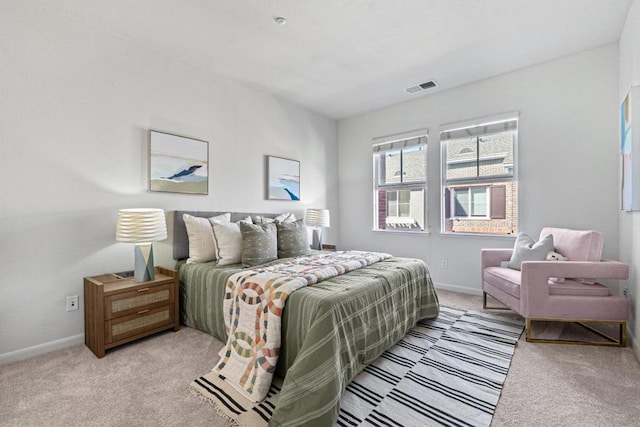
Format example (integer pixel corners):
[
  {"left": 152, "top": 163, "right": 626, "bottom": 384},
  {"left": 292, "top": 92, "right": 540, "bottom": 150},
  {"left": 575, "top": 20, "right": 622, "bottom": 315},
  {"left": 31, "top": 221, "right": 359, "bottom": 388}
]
[{"left": 1, "top": 289, "right": 639, "bottom": 426}]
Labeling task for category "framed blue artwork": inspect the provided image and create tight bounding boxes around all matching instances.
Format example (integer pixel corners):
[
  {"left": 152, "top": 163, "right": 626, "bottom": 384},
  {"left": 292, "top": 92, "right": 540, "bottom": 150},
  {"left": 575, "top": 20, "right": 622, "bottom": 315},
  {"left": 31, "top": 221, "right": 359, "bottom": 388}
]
[
  {"left": 267, "top": 156, "right": 300, "bottom": 201},
  {"left": 621, "top": 86, "right": 640, "bottom": 211},
  {"left": 149, "top": 130, "right": 209, "bottom": 195}
]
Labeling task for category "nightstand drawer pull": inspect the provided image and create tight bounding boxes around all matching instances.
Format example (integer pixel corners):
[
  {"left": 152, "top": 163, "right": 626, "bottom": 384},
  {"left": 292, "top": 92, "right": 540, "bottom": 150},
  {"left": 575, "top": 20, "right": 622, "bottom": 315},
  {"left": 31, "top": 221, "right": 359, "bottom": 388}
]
[
  {"left": 137, "top": 309, "right": 150, "bottom": 315},
  {"left": 137, "top": 288, "right": 150, "bottom": 292}
]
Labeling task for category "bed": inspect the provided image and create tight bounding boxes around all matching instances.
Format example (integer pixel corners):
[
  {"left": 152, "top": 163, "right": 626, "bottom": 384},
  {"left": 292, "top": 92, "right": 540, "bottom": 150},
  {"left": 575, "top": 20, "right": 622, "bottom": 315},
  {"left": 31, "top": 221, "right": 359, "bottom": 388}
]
[{"left": 173, "top": 210, "right": 439, "bottom": 426}]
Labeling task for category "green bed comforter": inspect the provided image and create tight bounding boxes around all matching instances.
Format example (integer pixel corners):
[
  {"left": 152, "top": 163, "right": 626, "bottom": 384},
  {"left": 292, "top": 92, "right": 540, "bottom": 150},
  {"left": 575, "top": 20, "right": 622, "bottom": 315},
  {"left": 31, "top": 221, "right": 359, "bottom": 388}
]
[{"left": 179, "top": 256, "right": 439, "bottom": 426}]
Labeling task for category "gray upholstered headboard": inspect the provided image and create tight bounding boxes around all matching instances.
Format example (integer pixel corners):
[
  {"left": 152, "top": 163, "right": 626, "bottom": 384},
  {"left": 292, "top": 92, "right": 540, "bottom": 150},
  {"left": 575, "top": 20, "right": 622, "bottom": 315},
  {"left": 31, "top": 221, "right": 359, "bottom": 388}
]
[{"left": 173, "top": 210, "right": 279, "bottom": 260}]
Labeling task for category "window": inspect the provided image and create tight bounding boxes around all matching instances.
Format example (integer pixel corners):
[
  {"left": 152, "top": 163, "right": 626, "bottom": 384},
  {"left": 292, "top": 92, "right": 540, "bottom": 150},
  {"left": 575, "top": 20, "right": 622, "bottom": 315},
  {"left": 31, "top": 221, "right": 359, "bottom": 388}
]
[
  {"left": 441, "top": 117, "right": 517, "bottom": 235},
  {"left": 373, "top": 135, "right": 427, "bottom": 231},
  {"left": 451, "top": 186, "right": 488, "bottom": 217}
]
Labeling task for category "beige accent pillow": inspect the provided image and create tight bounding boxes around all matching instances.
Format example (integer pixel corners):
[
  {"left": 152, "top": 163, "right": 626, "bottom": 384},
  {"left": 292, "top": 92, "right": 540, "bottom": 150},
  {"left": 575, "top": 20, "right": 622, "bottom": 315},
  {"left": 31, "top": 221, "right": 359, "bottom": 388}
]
[
  {"left": 183, "top": 214, "right": 215, "bottom": 264},
  {"left": 211, "top": 216, "right": 252, "bottom": 266}
]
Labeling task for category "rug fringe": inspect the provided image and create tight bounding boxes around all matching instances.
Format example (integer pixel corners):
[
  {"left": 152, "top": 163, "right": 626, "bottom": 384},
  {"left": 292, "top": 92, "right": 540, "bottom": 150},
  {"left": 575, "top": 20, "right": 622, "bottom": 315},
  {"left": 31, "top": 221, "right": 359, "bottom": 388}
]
[{"left": 188, "top": 384, "right": 240, "bottom": 427}]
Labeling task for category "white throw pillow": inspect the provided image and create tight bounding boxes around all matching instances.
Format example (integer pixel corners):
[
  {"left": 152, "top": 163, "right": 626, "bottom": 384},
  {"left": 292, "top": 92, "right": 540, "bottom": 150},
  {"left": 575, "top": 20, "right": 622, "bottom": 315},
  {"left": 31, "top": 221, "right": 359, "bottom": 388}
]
[
  {"left": 211, "top": 216, "right": 251, "bottom": 265},
  {"left": 183, "top": 214, "right": 215, "bottom": 264},
  {"left": 183, "top": 213, "right": 231, "bottom": 264},
  {"left": 507, "top": 233, "right": 554, "bottom": 271},
  {"left": 255, "top": 213, "right": 296, "bottom": 224},
  {"left": 211, "top": 213, "right": 231, "bottom": 223}
]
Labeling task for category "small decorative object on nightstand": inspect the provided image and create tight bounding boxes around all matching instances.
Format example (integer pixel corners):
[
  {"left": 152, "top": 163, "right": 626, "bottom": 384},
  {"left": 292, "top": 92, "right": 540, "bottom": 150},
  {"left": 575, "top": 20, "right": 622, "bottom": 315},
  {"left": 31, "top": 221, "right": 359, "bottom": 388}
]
[{"left": 83, "top": 266, "right": 179, "bottom": 358}]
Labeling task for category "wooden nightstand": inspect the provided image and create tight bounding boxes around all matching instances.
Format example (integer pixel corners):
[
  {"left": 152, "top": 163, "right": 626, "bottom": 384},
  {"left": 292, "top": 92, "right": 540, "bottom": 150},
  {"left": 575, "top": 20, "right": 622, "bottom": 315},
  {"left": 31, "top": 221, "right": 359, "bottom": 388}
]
[{"left": 83, "top": 266, "right": 179, "bottom": 358}]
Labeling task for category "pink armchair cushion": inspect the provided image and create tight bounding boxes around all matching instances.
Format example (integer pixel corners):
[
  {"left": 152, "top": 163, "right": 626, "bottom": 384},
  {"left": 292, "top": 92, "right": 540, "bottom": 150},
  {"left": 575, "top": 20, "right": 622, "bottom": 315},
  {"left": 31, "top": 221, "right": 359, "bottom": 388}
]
[
  {"left": 539, "top": 227, "right": 603, "bottom": 284},
  {"left": 539, "top": 227, "right": 603, "bottom": 262},
  {"left": 484, "top": 266, "right": 522, "bottom": 298}
]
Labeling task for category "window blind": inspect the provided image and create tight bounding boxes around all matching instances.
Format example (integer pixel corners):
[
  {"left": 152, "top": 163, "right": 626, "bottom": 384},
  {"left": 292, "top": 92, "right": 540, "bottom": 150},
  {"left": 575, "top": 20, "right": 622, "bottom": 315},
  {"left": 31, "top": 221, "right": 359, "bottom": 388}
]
[
  {"left": 441, "top": 119, "right": 517, "bottom": 141},
  {"left": 373, "top": 135, "right": 427, "bottom": 153}
]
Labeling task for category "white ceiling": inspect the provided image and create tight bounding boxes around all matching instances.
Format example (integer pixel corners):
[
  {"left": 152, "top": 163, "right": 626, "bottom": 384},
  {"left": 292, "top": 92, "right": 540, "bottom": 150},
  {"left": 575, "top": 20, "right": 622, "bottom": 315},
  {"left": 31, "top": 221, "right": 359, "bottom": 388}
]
[{"left": 44, "top": 0, "right": 632, "bottom": 120}]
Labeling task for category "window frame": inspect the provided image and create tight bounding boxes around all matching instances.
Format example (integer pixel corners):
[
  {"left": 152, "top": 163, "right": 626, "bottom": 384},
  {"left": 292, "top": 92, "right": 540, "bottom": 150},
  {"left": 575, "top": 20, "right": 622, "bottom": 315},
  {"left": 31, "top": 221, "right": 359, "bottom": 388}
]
[
  {"left": 440, "top": 115, "right": 518, "bottom": 236},
  {"left": 372, "top": 131, "right": 428, "bottom": 233}
]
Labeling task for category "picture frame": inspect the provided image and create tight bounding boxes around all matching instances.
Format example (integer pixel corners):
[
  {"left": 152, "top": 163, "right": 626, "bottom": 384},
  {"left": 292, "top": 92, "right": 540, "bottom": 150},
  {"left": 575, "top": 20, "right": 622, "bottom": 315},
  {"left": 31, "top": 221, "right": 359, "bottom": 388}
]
[
  {"left": 149, "top": 130, "right": 209, "bottom": 195},
  {"left": 621, "top": 86, "right": 640, "bottom": 211},
  {"left": 267, "top": 156, "right": 300, "bottom": 200}
]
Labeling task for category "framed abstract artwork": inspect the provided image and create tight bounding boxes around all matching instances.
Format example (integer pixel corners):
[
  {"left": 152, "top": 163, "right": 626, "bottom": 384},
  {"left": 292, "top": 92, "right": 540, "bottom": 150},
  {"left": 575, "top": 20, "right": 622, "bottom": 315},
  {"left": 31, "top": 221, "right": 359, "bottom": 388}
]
[
  {"left": 621, "top": 86, "right": 640, "bottom": 211},
  {"left": 267, "top": 156, "right": 300, "bottom": 200},
  {"left": 149, "top": 130, "right": 209, "bottom": 195}
]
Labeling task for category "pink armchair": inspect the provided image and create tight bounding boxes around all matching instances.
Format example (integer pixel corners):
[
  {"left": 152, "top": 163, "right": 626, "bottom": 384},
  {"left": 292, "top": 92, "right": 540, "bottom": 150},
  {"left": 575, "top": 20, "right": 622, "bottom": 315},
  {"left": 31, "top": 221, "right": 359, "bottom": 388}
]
[{"left": 481, "top": 227, "right": 629, "bottom": 346}]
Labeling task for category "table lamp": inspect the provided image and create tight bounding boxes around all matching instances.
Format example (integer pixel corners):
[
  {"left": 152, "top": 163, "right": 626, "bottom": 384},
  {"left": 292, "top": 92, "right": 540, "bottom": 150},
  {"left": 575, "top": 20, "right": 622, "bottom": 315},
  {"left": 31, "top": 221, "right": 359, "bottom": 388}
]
[
  {"left": 304, "top": 208, "right": 330, "bottom": 250},
  {"left": 116, "top": 208, "right": 167, "bottom": 282}
]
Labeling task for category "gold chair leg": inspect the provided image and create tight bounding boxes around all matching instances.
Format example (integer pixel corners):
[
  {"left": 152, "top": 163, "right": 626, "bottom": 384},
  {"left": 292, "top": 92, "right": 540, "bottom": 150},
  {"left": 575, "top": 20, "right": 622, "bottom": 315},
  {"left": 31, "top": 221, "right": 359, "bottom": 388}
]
[
  {"left": 525, "top": 318, "right": 627, "bottom": 347},
  {"left": 482, "top": 292, "right": 511, "bottom": 310}
]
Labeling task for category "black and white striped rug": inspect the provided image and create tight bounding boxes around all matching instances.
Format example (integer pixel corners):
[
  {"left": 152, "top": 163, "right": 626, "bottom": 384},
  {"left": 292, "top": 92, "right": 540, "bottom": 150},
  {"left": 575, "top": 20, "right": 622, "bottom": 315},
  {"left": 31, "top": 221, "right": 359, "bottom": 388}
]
[
  {"left": 192, "top": 306, "right": 524, "bottom": 427},
  {"left": 337, "top": 306, "right": 524, "bottom": 427}
]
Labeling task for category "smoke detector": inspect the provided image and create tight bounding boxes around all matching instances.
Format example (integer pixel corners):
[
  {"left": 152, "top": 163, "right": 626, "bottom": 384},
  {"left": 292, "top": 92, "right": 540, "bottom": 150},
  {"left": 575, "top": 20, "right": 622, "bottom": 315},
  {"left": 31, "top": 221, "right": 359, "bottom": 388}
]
[{"left": 406, "top": 80, "right": 438, "bottom": 94}]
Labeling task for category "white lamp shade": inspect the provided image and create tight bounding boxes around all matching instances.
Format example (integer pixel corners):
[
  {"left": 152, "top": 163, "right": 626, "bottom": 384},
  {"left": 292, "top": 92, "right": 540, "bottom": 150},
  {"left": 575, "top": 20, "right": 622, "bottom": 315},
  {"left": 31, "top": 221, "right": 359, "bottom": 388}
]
[
  {"left": 304, "top": 208, "right": 330, "bottom": 228},
  {"left": 116, "top": 208, "right": 167, "bottom": 243}
]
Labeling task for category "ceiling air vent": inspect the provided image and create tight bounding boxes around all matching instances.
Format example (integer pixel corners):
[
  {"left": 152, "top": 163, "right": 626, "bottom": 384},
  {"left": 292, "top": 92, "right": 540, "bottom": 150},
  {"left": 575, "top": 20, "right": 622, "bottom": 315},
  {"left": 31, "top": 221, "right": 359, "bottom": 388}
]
[{"left": 406, "top": 80, "right": 438, "bottom": 94}]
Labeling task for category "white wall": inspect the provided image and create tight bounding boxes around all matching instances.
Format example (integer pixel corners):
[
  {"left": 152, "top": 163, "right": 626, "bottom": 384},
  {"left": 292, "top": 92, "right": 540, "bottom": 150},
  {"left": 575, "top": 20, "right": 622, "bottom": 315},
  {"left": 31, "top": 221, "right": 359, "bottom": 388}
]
[
  {"left": 0, "top": 2, "right": 338, "bottom": 362},
  {"left": 619, "top": 0, "right": 640, "bottom": 359},
  {"left": 338, "top": 45, "right": 620, "bottom": 295}
]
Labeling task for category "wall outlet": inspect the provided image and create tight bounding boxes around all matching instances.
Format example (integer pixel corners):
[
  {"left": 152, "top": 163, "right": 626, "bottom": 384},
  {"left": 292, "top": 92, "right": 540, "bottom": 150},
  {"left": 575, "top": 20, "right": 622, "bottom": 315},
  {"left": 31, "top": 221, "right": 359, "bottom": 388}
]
[
  {"left": 441, "top": 259, "right": 448, "bottom": 269},
  {"left": 66, "top": 295, "right": 79, "bottom": 311},
  {"left": 623, "top": 288, "right": 628, "bottom": 298}
]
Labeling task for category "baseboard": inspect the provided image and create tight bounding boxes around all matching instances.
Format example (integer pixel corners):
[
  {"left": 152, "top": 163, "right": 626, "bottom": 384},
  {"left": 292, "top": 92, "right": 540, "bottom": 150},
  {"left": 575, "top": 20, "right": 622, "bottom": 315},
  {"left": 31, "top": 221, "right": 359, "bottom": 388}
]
[
  {"left": 435, "top": 282, "right": 483, "bottom": 296},
  {"left": 0, "top": 334, "right": 84, "bottom": 365}
]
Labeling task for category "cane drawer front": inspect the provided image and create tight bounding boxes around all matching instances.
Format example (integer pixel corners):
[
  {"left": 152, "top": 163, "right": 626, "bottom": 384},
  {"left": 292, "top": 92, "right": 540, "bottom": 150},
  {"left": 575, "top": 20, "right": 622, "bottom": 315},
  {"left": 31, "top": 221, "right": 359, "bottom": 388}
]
[
  {"left": 105, "top": 305, "right": 175, "bottom": 344},
  {"left": 104, "top": 283, "right": 174, "bottom": 320}
]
